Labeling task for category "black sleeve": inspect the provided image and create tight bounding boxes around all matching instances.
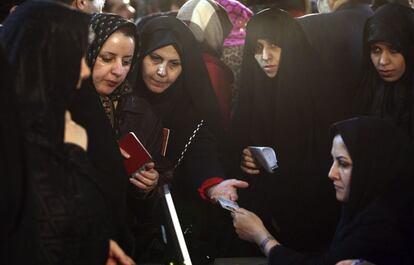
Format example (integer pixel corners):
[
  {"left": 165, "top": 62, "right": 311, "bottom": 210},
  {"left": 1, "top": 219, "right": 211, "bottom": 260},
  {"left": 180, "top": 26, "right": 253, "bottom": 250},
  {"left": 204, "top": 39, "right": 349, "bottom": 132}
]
[{"left": 182, "top": 125, "right": 226, "bottom": 190}]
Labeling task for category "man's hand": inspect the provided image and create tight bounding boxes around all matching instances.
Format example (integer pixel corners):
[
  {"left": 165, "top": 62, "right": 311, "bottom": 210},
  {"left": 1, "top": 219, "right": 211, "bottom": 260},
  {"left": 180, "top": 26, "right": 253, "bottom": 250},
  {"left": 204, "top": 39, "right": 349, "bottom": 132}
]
[
  {"left": 240, "top": 148, "right": 260, "bottom": 175},
  {"left": 207, "top": 179, "right": 249, "bottom": 202},
  {"left": 129, "top": 162, "right": 159, "bottom": 192},
  {"left": 106, "top": 240, "right": 135, "bottom": 265}
]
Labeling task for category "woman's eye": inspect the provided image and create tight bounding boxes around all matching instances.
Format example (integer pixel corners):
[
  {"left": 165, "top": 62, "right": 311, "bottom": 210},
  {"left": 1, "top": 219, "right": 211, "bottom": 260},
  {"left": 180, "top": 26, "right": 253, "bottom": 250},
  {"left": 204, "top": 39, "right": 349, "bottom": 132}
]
[
  {"left": 169, "top": 61, "right": 181, "bottom": 68},
  {"left": 370, "top": 46, "right": 381, "bottom": 54},
  {"left": 150, "top": 54, "right": 162, "bottom": 63},
  {"left": 100, "top": 56, "right": 113, "bottom": 62},
  {"left": 389, "top": 48, "right": 399, "bottom": 54},
  {"left": 338, "top": 161, "right": 350, "bottom": 168},
  {"left": 255, "top": 44, "right": 263, "bottom": 54},
  {"left": 122, "top": 59, "right": 132, "bottom": 66}
]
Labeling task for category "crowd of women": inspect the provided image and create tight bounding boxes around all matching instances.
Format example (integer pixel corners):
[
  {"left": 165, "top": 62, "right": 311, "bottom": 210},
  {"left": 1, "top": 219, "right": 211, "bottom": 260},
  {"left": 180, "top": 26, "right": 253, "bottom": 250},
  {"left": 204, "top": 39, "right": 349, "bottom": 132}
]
[{"left": 1, "top": 0, "right": 414, "bottom": 264}]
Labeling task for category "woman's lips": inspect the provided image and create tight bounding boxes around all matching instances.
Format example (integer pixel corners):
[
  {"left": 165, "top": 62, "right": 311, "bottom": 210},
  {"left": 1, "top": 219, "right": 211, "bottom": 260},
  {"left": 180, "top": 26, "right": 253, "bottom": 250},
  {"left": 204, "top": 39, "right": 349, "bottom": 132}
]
[
  {"left": 105, "top": 80, "right": 119, "bottom": 87},
  {"left": 379, "top": 69, "right": 393, "bottom": 77}
]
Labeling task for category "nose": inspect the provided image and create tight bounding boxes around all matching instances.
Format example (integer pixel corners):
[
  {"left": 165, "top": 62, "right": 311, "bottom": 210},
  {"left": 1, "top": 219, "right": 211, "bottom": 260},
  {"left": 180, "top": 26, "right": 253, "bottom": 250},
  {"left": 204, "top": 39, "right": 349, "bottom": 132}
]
[
  {"left": 156, "top": 62, "right": 167, "bottom": 77},
  {"left": 111, "top": 60, "right": 123, "bottom": 76},
  {"left": 328, "top": 162, "right": 339, "bottom": 181},
  {"left": 379, "top": 51, "right": 390, "bottom": 66},
  {"left": 262, "top": 46, "right": 272, "bottom": 61}
]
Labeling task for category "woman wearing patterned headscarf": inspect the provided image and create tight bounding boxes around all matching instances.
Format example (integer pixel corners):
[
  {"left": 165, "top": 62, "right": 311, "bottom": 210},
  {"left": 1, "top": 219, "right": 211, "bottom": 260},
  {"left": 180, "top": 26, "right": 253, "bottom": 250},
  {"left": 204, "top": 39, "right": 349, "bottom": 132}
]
[
  {"left": 177, "top": 0, "right": 234, "bottom": 129},
  {"left": 83, "top": 13, "right": 169, "bottom": 262}
]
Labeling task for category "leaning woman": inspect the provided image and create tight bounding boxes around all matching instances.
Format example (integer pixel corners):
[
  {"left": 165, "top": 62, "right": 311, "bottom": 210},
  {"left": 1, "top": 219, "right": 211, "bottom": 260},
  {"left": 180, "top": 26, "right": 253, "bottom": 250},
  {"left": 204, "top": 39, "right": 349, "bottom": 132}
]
[
  {"left": 233, "top": 116, "right": 414, "bottom": 264},
  {"left": 1, "top": 1, "right": 134, "bottom": 264}
]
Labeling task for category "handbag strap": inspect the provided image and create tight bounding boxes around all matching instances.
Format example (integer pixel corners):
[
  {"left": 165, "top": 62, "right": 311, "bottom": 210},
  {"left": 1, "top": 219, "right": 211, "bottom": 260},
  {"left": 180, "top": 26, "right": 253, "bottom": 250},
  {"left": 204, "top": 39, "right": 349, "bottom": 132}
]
[{"left": 174, "top": 119, "right": 204, "bottom": 170}]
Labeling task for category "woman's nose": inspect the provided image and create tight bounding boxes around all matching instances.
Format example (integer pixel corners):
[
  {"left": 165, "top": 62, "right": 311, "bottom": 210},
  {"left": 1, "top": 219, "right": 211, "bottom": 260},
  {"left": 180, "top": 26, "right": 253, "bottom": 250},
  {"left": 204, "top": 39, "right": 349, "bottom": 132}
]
[
  {"left": 111, "top": 60, "right": 123, "bottom": 76},
  {"left": 157, "top": 62, "right": 167, "bottom": 77},
  {"left": 328, "top": 162, "right": 339, "bottom": 181},
  {"left": 379, "top": 51, "right": 390, "bottom": 66},
  {"left": 262, "top": 47, "right": 272, "bottom": 61}
]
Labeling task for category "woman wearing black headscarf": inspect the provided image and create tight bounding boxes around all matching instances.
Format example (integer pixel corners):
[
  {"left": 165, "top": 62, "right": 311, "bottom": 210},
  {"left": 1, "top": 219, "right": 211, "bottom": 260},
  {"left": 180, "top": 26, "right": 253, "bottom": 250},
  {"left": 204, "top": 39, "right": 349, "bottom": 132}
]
[
  {"left": 229, "top": 8, "right": 339, "bottom": 253},
  {"left": 233, "top": 116, "right": 414, "bottom": 265},
  {"left": 356, "top": 4, "right": 414, "bottom": 138},
  {"left": 134, "top": 16, "right": 247, "bottom": 201},
  {"left": 0, "top": 1, "right": 118, "bottom": 264}
]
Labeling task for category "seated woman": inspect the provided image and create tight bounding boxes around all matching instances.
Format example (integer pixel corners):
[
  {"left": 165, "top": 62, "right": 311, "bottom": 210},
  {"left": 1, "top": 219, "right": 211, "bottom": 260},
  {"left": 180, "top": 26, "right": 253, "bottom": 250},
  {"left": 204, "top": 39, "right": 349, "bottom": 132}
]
[
  {"left": 232, "top": 116, "right": 413, "bottom": 265},
  {"left": 229, "top": 8, "right": 340, "bottom": 254},
  {"left": 356, "top": 4, "right": 414, "bottom": 138},
  {"left": 1, "top": 1, "right": 134, "bottom": 264}
]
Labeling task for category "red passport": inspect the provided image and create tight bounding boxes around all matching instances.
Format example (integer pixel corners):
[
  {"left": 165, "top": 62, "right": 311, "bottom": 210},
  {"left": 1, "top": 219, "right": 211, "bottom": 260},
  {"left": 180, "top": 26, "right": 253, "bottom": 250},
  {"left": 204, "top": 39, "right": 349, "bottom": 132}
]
[{"left": 118, "top": 132, "right": 152, "bottom": 175}]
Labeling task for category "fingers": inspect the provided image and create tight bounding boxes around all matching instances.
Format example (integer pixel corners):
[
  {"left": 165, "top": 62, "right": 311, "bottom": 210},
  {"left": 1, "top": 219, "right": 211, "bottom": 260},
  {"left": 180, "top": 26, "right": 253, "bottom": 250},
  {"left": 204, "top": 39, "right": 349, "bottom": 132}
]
[
  {"left": 242, "top": 148, "right": 252, "bottom": 156},
  {"left": 241, "top": 159, "right": 259, "bottom": 169},
  {"left": 145, "top": 162, "right": 155, "bottom": 170},
  {"left": 241, "top": 165, "right": 260, "bottom": 175},
  {"left": 130, "top": 169, "right": 159, "bottom": 191},
  {"left": 107, "top": 240, "right": 136, "bottom": 265},
  {"left": 233, "top": 180, "right": 249, "bottom": 189},
  {"left": 65, "top": 110, "right": 72, "bottom": 122},
  {"left": 119, "top": 147, "right": 130, "bottom": 159}
]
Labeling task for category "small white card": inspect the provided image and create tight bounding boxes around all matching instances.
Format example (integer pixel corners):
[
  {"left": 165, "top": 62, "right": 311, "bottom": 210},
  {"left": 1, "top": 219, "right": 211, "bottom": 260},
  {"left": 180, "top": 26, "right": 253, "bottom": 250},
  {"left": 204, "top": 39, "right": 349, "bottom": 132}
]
[{"left": 218, "top": 197, "right": 239, "bottom": 212}]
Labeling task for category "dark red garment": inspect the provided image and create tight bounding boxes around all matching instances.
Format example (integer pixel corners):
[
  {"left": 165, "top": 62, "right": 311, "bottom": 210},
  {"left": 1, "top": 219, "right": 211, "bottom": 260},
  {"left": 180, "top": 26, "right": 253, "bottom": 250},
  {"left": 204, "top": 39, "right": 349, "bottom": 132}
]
[{"left": 203, "top": 53, "right": 234, "bottom": 130}]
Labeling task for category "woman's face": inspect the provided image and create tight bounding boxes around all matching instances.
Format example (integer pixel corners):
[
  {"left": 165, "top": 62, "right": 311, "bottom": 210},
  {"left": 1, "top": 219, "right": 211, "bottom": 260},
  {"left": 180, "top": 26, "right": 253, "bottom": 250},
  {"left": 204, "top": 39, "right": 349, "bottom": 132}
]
[
  {"left": 328, "top": 135, "right": 353, "bottom": 202},
  {"left": 254, "top": 39, "right": 282, "bottom": 78},
  {"left": 92, "top": 30, "right": 135, "bottom": 96},
  {"left": 370, "top": 42, "right": 406, "bottom": 82},
  {"left": 76, "top": 56, "right": 91, "bottom": 89},
  {"left": 141, "top": 45, "right": 182, "bottom": 94}
]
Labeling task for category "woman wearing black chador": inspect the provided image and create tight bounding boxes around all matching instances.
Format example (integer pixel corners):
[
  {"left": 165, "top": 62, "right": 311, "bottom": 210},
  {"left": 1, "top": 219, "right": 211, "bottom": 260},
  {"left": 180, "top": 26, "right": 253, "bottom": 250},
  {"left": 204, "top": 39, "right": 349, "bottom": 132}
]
[
  {"left": 232, "top": 117, "right": 414, "bottom": 265},
  {"left": 227, "top": 8, "right": 339, "bottom": 254},
  {"left": 356, "top": 4, "right": 414, "bottom": 138},
  {"left": 1, "top": 1, "right": 132, "bottom": 264}
]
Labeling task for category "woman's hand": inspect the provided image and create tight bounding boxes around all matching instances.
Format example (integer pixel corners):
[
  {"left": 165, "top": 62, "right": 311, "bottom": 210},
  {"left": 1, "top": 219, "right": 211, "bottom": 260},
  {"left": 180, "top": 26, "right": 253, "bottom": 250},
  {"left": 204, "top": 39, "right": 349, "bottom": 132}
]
[
  {"left": 232, "top": 208, "right": 268, "bottom": 243},
  {"left": 64, "top": 111, "right": 88, "bottom": 151},
  {"left": 232, "top": 208, "right": 279, "bottom": 256},
  {"left": 106, "top": 239, "right": 135, "bottom": 265},
  {"left": 240, "top": 148, "right": 260, "bottom": 175},
  {"left": 129, "top": 162, "right": 159, "bottom": 192},
  {"left": 207, "top": 179, "right": 249, "bottom": 202}
]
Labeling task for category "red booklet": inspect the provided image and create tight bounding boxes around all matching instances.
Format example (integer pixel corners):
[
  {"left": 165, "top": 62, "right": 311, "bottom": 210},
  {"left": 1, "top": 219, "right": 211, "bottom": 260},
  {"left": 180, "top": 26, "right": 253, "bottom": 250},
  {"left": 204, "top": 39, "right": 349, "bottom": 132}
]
[{"left": 118, "top": 132, "right": 152, "bottom": 175}]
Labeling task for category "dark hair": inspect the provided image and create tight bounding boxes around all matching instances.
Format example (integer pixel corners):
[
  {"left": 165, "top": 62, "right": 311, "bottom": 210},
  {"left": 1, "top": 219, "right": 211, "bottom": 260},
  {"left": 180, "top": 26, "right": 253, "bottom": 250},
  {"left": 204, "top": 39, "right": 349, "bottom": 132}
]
[{"left": 1, "top": 0, "right": 90, "bottom": 144}]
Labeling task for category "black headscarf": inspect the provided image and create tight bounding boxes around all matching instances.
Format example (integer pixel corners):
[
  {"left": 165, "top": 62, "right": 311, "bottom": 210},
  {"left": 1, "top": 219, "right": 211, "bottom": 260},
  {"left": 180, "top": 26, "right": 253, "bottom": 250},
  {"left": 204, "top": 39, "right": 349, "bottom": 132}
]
[
  {"left": 356, "top": 4, "right": 414, "bottom": 138},
  {"left": 331, "top": 116, "right": 413, "bottom": 222},
  {"left": 231, "top": 8, "right": 339, "bottom": 250},
  {"left": 135, "top": 16, "right": 223, "bottom": 165}
]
